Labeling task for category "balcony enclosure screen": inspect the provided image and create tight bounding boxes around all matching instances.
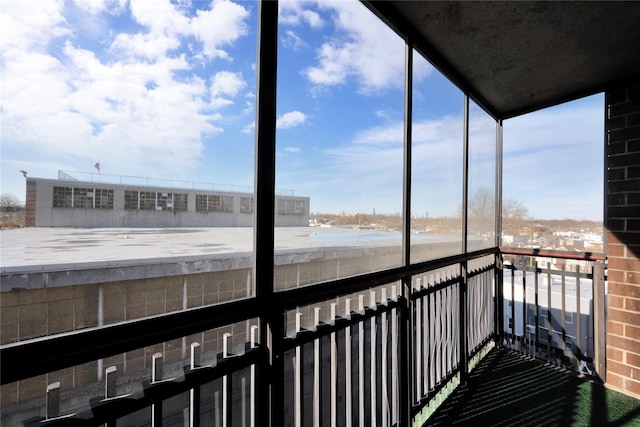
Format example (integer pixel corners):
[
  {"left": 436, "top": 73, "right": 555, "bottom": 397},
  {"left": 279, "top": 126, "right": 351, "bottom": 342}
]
[
  {"left": 410, "top": 50, "right": 465, "bottom": 263},
  {"left": 274, "top": 0, "right": 406, "bottom": 290},
  {"left": 0, "top": 1, "right": 506, "bottom": 426}
]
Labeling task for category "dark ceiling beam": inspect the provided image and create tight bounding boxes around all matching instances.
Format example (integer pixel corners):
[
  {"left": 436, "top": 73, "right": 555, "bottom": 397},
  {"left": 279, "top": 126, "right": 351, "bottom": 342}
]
[{"left": 501, "top": 72, "right": 640, "bottom": 120}]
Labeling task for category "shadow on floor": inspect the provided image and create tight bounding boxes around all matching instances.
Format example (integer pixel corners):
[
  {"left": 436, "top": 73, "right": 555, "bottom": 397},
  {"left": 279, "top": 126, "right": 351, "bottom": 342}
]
[{"left": 428, "top": 348, "right": 640, "bottom": 426}]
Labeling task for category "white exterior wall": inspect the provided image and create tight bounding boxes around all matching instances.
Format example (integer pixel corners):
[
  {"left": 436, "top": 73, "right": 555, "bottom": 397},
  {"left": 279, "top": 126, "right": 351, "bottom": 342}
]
[{"left": 27, "top": 178, "right": 310, "bottom": 227}]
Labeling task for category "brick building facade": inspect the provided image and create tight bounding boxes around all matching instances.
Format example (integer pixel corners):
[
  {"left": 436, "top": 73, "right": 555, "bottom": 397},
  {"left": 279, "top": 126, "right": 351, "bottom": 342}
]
[{"left": 606, "top": 80, "right": 640, "bottom": 398}]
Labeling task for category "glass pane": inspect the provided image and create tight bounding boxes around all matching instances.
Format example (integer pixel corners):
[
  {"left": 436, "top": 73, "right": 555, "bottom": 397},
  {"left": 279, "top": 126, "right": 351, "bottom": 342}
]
[
  {"left": 410, "top": 51, "right": 464, "bottom": 263},
  {"left": 274, "top": 0, "right": 405, "bottom": 290},
  {"left": 1, "top": 1, "right": 257, "bottom": 424},
  {"left": 502, "top": 94, "right": 604, "bottom": 249},
  {"left": 467, "top": 101, "right": 497, "bottom": 250}
]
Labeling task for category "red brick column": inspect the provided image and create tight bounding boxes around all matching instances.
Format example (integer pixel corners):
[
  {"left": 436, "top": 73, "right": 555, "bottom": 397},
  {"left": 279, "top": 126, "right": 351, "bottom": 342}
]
[{"left": 606, "top": 80, "right": 640, "bottom": 398}]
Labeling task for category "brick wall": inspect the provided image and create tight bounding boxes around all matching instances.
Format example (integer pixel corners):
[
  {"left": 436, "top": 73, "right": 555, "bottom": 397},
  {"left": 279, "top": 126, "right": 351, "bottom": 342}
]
[{"left": 606, "top": 80, "right": 640, "bottom": 398}]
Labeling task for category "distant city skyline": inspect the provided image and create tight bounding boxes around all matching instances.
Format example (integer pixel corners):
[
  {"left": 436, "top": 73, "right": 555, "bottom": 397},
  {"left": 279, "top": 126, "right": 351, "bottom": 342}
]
[{"left": 1, "top": 0, "right": 604, "bottom": 221}]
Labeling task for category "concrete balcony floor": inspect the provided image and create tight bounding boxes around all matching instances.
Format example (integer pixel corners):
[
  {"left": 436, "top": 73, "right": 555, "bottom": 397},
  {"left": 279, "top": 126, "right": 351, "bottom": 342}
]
[{"left": 429, "top": 348, "right": 640, "bottom": 426}]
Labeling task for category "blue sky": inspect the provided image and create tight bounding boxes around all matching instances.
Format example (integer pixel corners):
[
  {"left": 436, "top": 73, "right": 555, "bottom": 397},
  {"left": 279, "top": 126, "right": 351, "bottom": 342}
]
[{"left": 0, "top": 0, "right": 604, "bottom": 220}]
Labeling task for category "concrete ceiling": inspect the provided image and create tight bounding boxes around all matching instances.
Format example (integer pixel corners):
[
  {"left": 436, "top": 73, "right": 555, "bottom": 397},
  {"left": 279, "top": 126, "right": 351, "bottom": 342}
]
[{"left": 366, "top": 1, "right": 640, "bottom": 119}]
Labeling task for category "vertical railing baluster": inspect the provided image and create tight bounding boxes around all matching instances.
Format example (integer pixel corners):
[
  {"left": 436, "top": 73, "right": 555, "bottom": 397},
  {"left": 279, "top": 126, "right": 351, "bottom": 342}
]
[
  {"left": 576, "top": 265, "right": 582, "bottom": 365},
  {"left": 314, "top": 307, "right": 322, "bottom": 427},
  {"left": 446, "top": 280, "right": 452, "bottom": 374},
  {"left": 510, "top": 266, "right": 516, "bottom": 347},
  {"left": 522, "top": 265, "right": 527, "bottom": 354},
  {"left": 46, "top": 382, "right": 61, "bottom": 420},
  {"left": 223, "top": 333, "right": 232, "bottom": 427},
  {"left": 381, "top": 290, "right": 389, "bottom": 427},
  {"left": 370, "top": 291, "right": 377, "bottom": 427},
  {"left": 561, "top": 263, "right": 567, "bottom": 363},
  {"left": 295, "top": 312, "right": 303, "bottom": 427},
  {"left": 345, "top": 299, "right": 353, "bottom": 427},
  {"left": 429, "top": 281, "right": 435, "bottom": 391},
  {"left": 190, "top": 343, "right": 201, "bottom": 427},
  {"left": 251, "top": 325, "right": 259, "bottom": 427},
  {"left": 534, "top": 261, "right": 539, "bottom": 357},
  {"left": 423, "top": 282, "right": 429, "bottom": 395},
  {"left": 435, "top": 286, "right": 441, "bottom": 384},
  {"left": 105, "top": 366, "right": 117, "bottom": 400},
  {"left": 391, "top": 292, "right": 398, "bottom": 425},
  {"left": 546, "top": 262, "right": 552, "bottom": 362},
  {"left": 330, "top": 303, "right": 338, "bottom": 427},
  {"left": 358, "top": 295, "right": 365, "bottom": 427},
  {"left": 415, "top": 281, "right": 422, "bottom": 401},
  {"left": 152, "top": 352, "right": 163, "bottom": 427}
]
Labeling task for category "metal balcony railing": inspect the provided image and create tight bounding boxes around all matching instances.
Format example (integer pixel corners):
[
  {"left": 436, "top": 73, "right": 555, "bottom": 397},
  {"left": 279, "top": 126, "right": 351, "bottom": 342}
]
[
  {"left": 2, "top": 247, "right": 606, "bottom": 426},
  {"left": 500, "top": 249, "right": 607, "bottom": 380}
]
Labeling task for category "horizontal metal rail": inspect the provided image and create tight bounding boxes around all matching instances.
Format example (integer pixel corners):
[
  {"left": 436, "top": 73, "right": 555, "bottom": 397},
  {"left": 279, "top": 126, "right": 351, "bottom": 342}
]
[
  {"left": 1, "top": 247, "right": 498, "bottom": 386},
  {"left": 502, "top": 247, "right": 605, "bottom": 261}
]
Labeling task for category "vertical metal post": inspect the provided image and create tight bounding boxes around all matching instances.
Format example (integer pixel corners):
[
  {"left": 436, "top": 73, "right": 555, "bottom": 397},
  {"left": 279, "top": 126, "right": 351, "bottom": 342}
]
[
  {"left": 593, "top": 261, "right": 607, "bottom": 382},
  {"left": 495, "top": 118, "right": 504, "bottom": 348},
  {"left": 254, "top": 0, "right": 279, "bottom": 425},
  {"left": 496, "top": 120, "right": 503, "bottom": 247},
  {"left": 401, "top": 36, "right": 414, "bottom": 427},
  {"left": 459, "top": 94, "right": 470, "bottom": 385}
]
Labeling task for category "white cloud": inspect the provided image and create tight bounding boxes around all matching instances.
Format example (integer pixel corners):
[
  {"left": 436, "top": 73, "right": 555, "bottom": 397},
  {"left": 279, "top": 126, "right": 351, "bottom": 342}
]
[
  {"left": 73, "top": 0, "right": 127, "bottom": 15},
  {"left": 189, "top": 0, "right": 249, "bottom": 59},
  {"left": 282, "top": 30, "right": 308, "bottom": 51},
  {"left": 276, "top": 111, "right": 307, "bottom": 129},
  {"left": 284, "top": 147, "right": 301, "bottom": 153},
  {"left": 241, "top": 122, "right": 255, "bottom": 135},
  {"left": 303, "top": 1, "right": 408, "bottom": 93},
  {"left": 209, "top": 71, "right": 247, "bottom": 108},
  {"left": 279, "top": 1, "right": 324, "bottom": 28},
  {"left": 119, "top": 0, "right": 249, "bottom": 61},
  {"left": 0, "top": 0, "right": 254, "bottom": 184},
  {"left": 111, "top": 32, "right": 182, "bottom": 60},
  {"left": 0, "top": 0, "right": 69, "bottom": 52}
]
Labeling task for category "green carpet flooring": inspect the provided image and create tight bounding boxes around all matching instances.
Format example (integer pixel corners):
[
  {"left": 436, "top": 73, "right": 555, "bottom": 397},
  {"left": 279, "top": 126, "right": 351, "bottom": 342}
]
[{"left": 429, "top": 348, "right": 640, "bottom": 426}]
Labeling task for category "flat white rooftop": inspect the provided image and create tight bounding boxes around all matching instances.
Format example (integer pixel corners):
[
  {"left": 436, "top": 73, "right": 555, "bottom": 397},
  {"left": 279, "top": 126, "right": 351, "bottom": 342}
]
[{"left": 0, "top": 227, "right": 414, "bottom": 272}]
